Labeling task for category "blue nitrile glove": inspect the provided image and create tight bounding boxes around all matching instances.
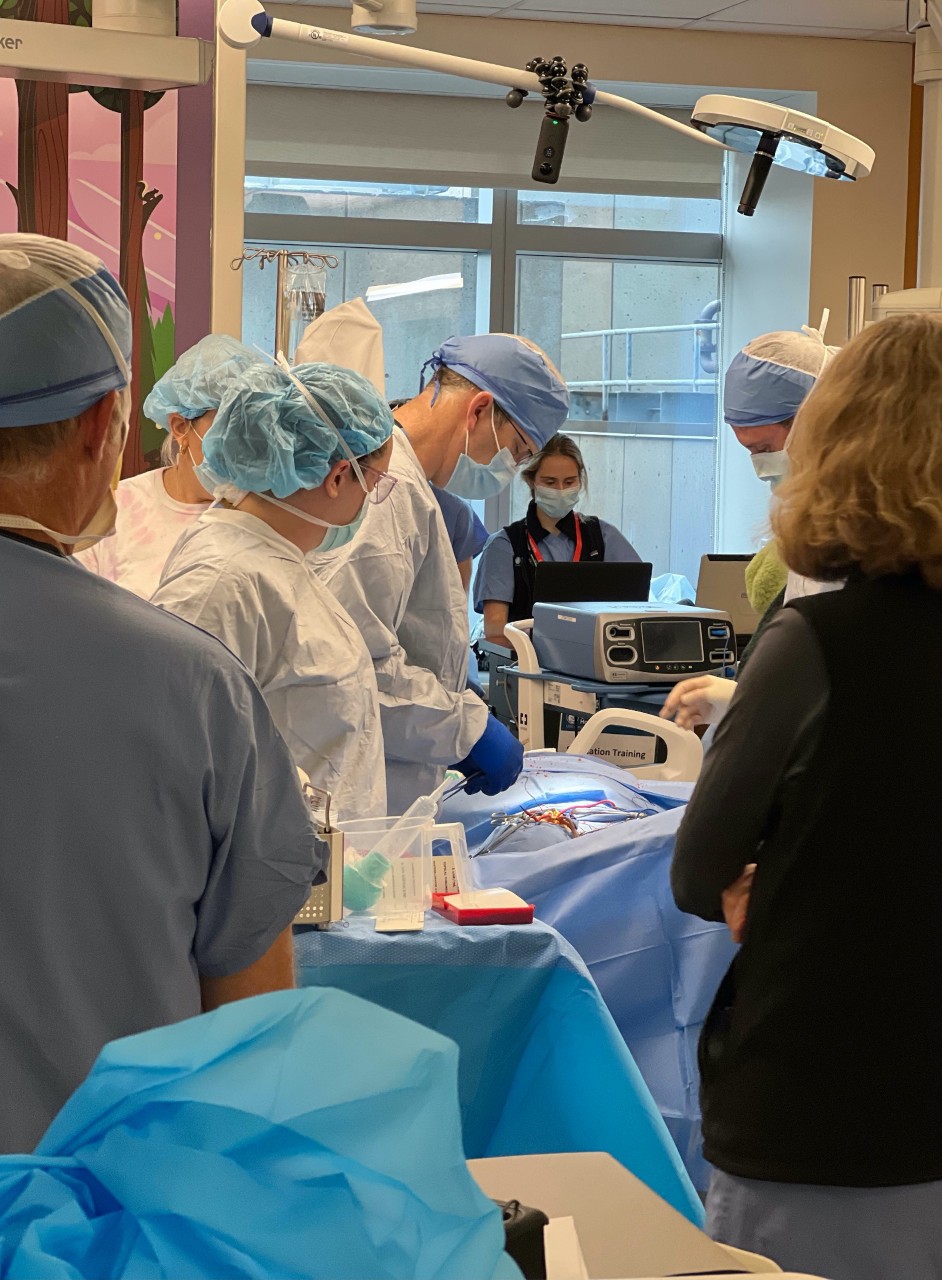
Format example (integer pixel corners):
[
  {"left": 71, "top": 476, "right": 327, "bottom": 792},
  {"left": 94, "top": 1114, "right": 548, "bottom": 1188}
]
[
  {"left": 466, "top": 674, "right": 486, "bottom": 700},
  {"left": 453, "top": 715, "right": 524, "bottom": 796}
]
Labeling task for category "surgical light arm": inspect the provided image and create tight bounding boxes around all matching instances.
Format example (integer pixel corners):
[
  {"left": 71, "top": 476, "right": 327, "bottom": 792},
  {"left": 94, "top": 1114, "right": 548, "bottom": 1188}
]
[
  {"left": 219, "top": 0, "right": 875, "bottom": 211},
  {"left": 218, "top": 0, "right": 723, "bottom": 149}
]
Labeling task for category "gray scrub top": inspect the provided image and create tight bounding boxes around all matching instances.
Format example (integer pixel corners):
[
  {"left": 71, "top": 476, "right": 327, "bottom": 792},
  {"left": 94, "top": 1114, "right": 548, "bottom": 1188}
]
[{"left": 0, "top": 535, "right": 320, "bottom": 1153}]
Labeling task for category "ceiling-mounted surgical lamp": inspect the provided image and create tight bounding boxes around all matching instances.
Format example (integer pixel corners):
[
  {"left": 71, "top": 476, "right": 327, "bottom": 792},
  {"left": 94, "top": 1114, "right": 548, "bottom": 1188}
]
[
  {"left": 218, "top": 0, "right": 874, "bottom": 214},
  {"left": 690, "top": 95, "right": 875, "bottom": 216},
  {"left": 351, "top": 0, "right": 416, "bottom": 37}
]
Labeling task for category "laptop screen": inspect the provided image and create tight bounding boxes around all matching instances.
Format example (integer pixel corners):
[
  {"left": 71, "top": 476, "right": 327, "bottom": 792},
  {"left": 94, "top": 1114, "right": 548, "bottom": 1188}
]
[{"left": 533, "top": 561, "right": 653, "bottom": 605}]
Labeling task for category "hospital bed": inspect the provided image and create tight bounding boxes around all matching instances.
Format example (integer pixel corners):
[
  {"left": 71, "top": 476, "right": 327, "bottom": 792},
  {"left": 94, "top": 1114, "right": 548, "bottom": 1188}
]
[{"left": 439, "top": 751, "right": 736, "bottom": 1193}]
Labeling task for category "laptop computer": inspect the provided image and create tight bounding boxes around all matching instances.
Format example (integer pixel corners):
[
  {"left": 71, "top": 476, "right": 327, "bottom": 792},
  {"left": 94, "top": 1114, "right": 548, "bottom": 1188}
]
[
  {"left": 533, "top": 560, "right": 653, "bottom": 606},
  {"left": 696, "top": 554, "right": 760, "bottom": 644}
]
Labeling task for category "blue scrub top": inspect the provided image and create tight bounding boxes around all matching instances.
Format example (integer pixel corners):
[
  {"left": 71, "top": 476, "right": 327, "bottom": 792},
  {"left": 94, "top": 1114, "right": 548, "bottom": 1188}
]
[
  {"left": 0, "top": 534, "right": 320, "bottom": 1153},
  {"left": 431, "top": 484, "right": 489, "bottom": 562},
  {"left": 473, "top": 516, "right": 640, "bottom": 613}
]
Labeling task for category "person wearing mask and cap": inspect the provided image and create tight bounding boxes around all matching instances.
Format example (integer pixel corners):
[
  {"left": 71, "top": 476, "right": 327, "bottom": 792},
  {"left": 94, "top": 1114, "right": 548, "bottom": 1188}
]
[
  {"left": 302, "top": 328, "right": 570, "bottom": 814},
  {"left": 296, "top": 302, "right": 490, "bottom": 594},
  {"left": 153, "top": 360, "right": 395, "bottom": 821},
  {"left": 74, "top": 333, "right": 263, "bottom": 599},
  {"left": 661, "top": 321, "right": 836, "bottom": 733},
  {"left": 0, "top": 234, "right": 320, "bottom": 1154}
]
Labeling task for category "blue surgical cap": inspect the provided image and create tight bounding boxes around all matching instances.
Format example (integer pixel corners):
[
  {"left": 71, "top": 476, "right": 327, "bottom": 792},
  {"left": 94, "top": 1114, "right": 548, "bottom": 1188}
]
[
  {"left": 724, "top": 354, "right": 816, "bottom": 429},
  {"left": 144, "top": 334, "right": 264, "bottom": 428},
  {"left": 421, "top": 333, "right": 569, "bottom": 449},
  {"left": 0, "top": 235, "right": 131, "bottom": 428},
  {"left": 724, "top": 328, "right": 835, "bottom": 430},
  {"left": 197, "top": 361, "right": 395, "bottom": 498}
]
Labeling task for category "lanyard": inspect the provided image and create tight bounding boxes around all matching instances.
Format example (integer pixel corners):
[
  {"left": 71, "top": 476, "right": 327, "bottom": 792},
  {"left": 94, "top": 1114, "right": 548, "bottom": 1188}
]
[{"left": 528, "top": 516, "right": 583, "bottom": 564}]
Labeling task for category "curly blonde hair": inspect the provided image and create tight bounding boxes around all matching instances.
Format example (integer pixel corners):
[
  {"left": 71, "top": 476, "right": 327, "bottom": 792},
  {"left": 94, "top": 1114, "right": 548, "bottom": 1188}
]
[{"left": 773, "top": 313, "right": 942, "bottom": 589}]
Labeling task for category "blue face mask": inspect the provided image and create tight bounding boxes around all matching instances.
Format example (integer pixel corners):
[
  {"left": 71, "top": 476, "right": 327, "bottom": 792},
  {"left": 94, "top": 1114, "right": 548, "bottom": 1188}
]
[
  {"left": 257, "top": 491, "right": 368, "bottom": 552},
  {"left": 534, "top": 484, "right": 581, "bottom": 520},
  {"left": 445, "top": 412, "right": 518, "bottom": 501}
]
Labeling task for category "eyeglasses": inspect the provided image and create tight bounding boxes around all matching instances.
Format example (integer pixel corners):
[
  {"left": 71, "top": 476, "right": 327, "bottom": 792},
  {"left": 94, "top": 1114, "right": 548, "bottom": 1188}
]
[
  {"left": 360, "top": 462, "right": 398, "bottom": 505},
  {"left": 505, "top": 419, "right": 534, "bottom": 465}
]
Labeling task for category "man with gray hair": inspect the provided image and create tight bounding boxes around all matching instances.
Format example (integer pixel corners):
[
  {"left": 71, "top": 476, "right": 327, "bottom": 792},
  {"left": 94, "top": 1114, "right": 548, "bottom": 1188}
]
[{"left": 0, "top": 234, "right": 321, "bottom": 1154}]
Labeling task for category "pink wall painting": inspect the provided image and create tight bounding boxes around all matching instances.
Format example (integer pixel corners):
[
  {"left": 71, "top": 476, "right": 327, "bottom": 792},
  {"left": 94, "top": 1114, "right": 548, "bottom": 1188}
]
[{"left": 0, "top": 83, "right": 179, "bottom": 469}]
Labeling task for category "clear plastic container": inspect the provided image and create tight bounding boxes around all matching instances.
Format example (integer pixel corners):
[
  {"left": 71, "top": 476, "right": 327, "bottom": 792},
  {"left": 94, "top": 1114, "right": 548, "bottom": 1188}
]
[
  {"left": 425, "top": 822, "right": 478, "bottom": 897},
  {"left": 338, "top": 814, "right": 432, "bottom": 920}
]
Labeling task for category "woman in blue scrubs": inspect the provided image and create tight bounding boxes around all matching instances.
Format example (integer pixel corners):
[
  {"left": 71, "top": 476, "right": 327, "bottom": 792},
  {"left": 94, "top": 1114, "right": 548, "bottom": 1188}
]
[{"left": 473, "top": 434, "right": 641, "bottom": 644}]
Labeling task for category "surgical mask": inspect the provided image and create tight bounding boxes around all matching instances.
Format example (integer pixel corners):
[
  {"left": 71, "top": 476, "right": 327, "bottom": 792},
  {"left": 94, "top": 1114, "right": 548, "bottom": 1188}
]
[
  {"left": 445, "top": 410, "right": 518, "bottom": 500},
  {"left": 0, "top": 420, "right": 128, "bottom": 552},
  {"left": 534, "top": 484, "right": 581, "bottom": 520},
  {"left": 255, "top": 490, "right": 369, "bottom": 552},
  {"left": 751, "top": 450, "right": 789, "bottom": 488}
]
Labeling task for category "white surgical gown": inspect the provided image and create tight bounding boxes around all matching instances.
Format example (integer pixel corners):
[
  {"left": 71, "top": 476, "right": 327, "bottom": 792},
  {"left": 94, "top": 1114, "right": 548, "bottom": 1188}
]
[
  {"left": 313, "top": 430, "right": 488, "bottom": 814},
  {"left": 75, "top": 467, "right": 209, "bottom": 599},
  {"left": 153, "top": 508, "right": 385, "bottom": 822}
]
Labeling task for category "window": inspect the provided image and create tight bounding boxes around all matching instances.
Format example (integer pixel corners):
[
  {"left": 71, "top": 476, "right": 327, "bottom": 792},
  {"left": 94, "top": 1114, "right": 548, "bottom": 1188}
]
[
  {"left": 517, "top": 190, "right": 721, "bottom": 233},
  {"left": 512, "top": 257, "right": 720, "bottom": 579},
  {"left": 245, "top": 178, "right": 492, "bottom": 225},
  {"left": 242, "top": 245, "right": 487, "bottom": 403},
  {"left": 243, "top": 180, "right": 723, "bottom": 580}
]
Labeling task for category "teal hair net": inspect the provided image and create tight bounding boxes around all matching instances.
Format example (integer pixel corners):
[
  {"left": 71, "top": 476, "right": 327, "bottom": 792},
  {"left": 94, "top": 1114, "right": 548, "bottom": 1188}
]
[
  {"left": 197, "top": 361, "right": 395, "bottom": 498},
  {"left": 143, "top": 333, "right": 264, "bottom": 428}
]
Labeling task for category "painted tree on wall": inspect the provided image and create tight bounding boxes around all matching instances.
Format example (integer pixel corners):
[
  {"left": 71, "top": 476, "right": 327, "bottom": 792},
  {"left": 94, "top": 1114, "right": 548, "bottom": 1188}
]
[
  {"left": 2, "top": 0, "right": 176, "bottom": 476},
  {"left": 85, "top": 86, "right": 165, "bottom": 474},
  {"left": 0, "top": 0, "right": 87, "bottom": 236}
]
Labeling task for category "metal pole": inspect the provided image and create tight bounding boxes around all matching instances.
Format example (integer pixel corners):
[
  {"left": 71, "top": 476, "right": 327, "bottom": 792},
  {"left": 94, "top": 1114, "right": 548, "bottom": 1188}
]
[
  {"left": 275, "top": 250, "right": 290, "bottom": 358},
  {"left": 871, "top": 283, "right": 889, "bottom": 307},
  {"left": 915, "top": 26, "right": 942, "bottom": 288},
  {"left": 847, "top": 276, "right": 868, "bottom": 340},
  {"left": 601, "top": 333, "right": 611, "bottom": 422}
]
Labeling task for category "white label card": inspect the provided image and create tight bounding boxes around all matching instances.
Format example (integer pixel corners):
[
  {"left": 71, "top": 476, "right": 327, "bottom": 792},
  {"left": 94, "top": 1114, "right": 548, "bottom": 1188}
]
[
  {"left": 375, "top": 912, "right": 425, "bottom": 933},
  {"left": 431, "top": 856, "right": 460, "bottom": 895}
]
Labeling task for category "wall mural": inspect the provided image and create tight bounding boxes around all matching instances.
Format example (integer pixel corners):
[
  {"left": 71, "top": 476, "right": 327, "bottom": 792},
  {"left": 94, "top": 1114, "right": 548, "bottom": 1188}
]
[{"left": 0, "top": 1, "right": 178, "bottom": 473}]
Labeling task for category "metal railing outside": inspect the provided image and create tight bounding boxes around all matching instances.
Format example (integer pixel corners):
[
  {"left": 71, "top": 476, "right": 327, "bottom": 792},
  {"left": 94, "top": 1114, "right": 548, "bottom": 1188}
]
[{"left": 561, "top": 320, "right": 719, "bottom": 420}]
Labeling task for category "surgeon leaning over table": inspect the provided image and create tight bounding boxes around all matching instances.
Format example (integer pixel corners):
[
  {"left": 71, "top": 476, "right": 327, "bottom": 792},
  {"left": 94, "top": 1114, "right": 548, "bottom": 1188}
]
[
  {"left": 307, "top": 331, "right": 571, "bottom": 813},
  {"left": 153, "top": 360, "right": 394, "bottom": 821}
]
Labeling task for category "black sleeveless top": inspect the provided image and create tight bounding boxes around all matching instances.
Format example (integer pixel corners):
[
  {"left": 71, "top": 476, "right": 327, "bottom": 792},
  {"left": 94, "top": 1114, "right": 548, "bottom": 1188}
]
[
  {"left": 687, "top": 573, "right": 942, "bottom": 1186},
  {"left": 503, "top": 501, "right": 606, "bottom": 622}
]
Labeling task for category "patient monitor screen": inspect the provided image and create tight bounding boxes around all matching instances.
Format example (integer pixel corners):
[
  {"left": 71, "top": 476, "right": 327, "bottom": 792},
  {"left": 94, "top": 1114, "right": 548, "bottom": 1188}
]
[{"left": 641, "top": 620, "right": 704, "bottom": 664}]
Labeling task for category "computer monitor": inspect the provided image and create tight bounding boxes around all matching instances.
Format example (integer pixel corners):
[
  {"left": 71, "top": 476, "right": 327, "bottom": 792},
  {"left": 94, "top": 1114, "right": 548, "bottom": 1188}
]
[
  {"left": 696, "top": 554, "right": 760, "bottom": 641},
  {"left": 533, "top": 560, "right": 653, "bottom": 606}
]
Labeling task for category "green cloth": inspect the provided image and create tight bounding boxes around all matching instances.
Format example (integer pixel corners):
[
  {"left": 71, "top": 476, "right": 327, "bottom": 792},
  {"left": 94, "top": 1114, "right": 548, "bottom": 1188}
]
[{"left": 745, "top": 542, "right": 789, "bottom": 614}]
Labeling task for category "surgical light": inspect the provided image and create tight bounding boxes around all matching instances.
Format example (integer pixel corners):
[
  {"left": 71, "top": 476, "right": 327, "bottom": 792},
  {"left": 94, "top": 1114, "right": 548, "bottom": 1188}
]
[
  {"left": 218, "top": 0, "right": 875, "bottom": 216},
  {"left": 690, "top": 94, "right": 875, "bottom": 217}
]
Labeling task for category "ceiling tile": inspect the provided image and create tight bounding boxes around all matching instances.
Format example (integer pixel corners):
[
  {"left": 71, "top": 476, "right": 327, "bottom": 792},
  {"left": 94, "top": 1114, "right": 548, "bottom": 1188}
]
[
  {"left": 495, "top": 7, "right": 692, "bottom": 22},
  {"left": 696, "top": 0, "right": 906, "bottom": 31},
  {"left": 862, "top": 26, "right": 914, "bottom": 40},
  {"left": 502, "top": 0, "right": 740, "bottom": 12},
  {"left": 422, "top": 4, "right": 504, "bottom": 12},
  {"left": 689, "top": 19, "right": 892, "bottom": 36}
]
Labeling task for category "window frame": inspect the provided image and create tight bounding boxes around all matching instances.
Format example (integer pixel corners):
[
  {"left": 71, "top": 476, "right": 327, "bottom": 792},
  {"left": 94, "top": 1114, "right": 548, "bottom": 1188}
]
[{"left": 243, "top": 185, "right": 724, "bottom": 536}]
